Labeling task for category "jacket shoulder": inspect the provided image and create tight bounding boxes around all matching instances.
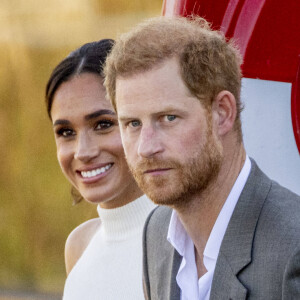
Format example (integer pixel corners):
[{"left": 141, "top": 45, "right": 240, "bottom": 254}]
[
  {"left": 144, "top": 206, "right": 172, "bottom": 238},
  {"left": 143, "top": 206, "right": 180, "bottom": 300},
  {"left": 259, "top": 179, "right": 300, "bottom": 236}
]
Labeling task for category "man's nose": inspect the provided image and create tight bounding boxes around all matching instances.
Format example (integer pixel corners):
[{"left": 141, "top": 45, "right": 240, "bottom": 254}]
[
  {"left": 74, "top": 132, "right": 99, "bottom": 162},
  {"left": 137, "top": 125, "right": 164, "bottom": 158}
]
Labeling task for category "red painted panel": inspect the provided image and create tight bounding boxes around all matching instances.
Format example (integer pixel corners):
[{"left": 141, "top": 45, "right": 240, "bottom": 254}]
[
  {"left": 163, "top": 0, "right": 230, "bottom": 29},
  {"left": 227, "top": 0, "right": 266, "bottom": 58},
  {"left": 221, "top": 0, "right": 244, "bottom": 36},
  {"left": 162, "top": 0, "right": 300, "bottom": 83},
  {"left": 162, "top": 0, "right": 300, "bottom": 154},
  {"left": 292, "top": 57, "right": 300, "bottom": 154},
  {"left": 241, "top": 0, "right": 300, "bottom": 82}
]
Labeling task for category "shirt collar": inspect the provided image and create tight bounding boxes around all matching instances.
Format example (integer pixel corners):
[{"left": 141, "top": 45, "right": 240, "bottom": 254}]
[{"left": 167, "top": 156, "right": 251, "bottom": 263}]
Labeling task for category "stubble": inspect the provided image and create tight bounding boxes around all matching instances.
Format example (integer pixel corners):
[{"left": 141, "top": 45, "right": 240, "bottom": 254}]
[{"left": 128, "top": 115, "right": 223, "bottom": 207}]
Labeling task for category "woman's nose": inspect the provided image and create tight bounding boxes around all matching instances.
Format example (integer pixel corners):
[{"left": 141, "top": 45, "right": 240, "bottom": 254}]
[{"left": 74, "top": 132, "right": 100, "bottom": 162}]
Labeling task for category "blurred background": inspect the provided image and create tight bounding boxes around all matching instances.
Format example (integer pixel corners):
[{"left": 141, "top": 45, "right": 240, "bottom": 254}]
[{"left": 0, "top": 0, "right": 161, "bottom": 298}]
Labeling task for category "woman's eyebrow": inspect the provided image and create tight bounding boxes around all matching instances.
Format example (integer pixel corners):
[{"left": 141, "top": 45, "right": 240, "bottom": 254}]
[
  {"left": 85, "top": 109, "right": 115, "bottom": 120},
  {"left": 53, "top": 119, "right": 70, "bottom": 126},
  {"left": 53, "top": 110, "right": 116, "bottom": 126}
]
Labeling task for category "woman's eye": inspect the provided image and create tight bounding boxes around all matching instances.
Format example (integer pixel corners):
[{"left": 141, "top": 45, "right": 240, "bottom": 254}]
[
  {"left": 165, "top": 115, "right": 176, "bottom": 122},
  {"left": 95, "top": 120, "right": 114, "bottom": 130},
  {"left": 57, "top": 128, "right": 75, "bottom": 137}
]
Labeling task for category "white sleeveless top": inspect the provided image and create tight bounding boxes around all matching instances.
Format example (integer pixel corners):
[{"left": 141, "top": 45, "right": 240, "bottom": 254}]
[{"left": 63, "top": 195, "right": 156, "bottom": 300}]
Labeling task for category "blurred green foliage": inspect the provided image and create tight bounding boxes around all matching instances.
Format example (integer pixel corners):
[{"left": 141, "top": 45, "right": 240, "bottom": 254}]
[{"left": 0, "top": 0, "right": 161, "bottom": 295}]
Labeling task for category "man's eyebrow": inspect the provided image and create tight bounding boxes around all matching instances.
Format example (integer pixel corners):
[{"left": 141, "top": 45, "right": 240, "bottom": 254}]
[
  {"left": 118, "top": 115, "right": 137, "bottom": 123},
  {"left": 85, "top": 109, "right": 115, "bottom": 121},
  {"left": 118, "top": 115, "right": 130, "bottom": 121},
  {"left": 118, "top": 107, "right": 183, "bottom": 119}
]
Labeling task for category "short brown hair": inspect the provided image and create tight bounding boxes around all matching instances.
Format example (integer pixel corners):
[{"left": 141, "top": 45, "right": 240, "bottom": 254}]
[{"left": 104, "top": 16, "right": 243, "bottom": 136}]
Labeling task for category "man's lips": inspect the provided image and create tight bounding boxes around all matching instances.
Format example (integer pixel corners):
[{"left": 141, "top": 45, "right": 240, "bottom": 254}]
[{"left": 143, "top": 168, "right": 172, "bottom": 175}]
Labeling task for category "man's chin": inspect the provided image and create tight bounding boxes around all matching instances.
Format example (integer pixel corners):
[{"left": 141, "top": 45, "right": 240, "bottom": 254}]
[
  {"left": 134, "top": 180, "right": 170, "bottom": 204},
  {"left": 133, "top": 173, "right": 192, "bottom": 206},
  {"left": 134, "top": 175, "right": 169, "bottom": 195},
  {"left": 146, "top": 192, "right": 178, "bottom": 206},
  {"left": 140, "top": 185, "right": 184, "bottom": 206}
]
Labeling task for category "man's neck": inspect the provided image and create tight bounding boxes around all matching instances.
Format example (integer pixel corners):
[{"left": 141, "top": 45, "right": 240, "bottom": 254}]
[{"left": 174, "top": 144, "right": 246, "bottom": 263}]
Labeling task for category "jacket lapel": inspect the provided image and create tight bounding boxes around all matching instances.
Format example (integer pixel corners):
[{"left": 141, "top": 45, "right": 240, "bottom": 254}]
[
  {"left": 210, "top": 159, "right": 272, "bottom": 299},
  {"left": 169, "top": 249, "right": 182, "bottom": 300}
]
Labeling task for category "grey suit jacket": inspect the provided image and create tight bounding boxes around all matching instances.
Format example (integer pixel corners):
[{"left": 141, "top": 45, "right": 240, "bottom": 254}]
[{"left": 143, "top": 160, "right": 300, "bottom": 299}]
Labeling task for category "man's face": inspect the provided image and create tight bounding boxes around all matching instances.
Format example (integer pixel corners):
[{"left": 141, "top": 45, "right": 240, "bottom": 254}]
[{"left": 115, "top": 58, "right": 223, "bottom": 206}]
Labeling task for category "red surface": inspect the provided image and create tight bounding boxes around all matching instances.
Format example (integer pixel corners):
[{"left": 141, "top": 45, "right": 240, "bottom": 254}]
[
  {"left": 162, "top": 0, "right": 300, "bottom": 82},
  {"left": 162, "top": 0, "right": 300, "bottom": 153},
  {"left": 163, "top": 0, "right": 231, "bottom": 29},
  {"left": 292, "top": 57, "right": 300, "bottom": 154}
]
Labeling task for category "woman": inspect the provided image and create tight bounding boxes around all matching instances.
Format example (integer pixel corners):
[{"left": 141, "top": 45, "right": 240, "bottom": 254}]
[{"left": 45, "top": 39, "right": 156, "bottom": 299}]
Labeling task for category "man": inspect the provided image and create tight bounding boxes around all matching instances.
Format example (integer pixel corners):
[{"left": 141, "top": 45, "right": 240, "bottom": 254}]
[{"left": 104, "top": 17, "right": 300, "bottom": 299}]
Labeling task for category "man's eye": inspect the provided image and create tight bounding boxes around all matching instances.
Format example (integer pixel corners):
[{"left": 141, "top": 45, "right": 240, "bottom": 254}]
[
  {"left": 95, "top": 120, "right": 114, "bottom": 130},
  {"left": 165, "top": 115, "right": 176, "bottom": 121},
  {"left": 129, "top": 120, "right": 141, "bottom": 128}
]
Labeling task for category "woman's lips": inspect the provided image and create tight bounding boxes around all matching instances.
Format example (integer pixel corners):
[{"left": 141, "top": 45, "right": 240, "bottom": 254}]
[{"left": 77, "top": 163, "right": 113, "bottom": 183}]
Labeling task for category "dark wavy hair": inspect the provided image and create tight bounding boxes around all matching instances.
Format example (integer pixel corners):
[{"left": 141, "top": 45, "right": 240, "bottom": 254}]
[{"left": 45, "top": 39, "right": 115, "bottom": 119}]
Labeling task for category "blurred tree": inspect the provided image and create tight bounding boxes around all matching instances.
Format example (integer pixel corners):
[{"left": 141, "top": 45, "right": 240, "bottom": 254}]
[
  {"left": 0, "top": 0, "right": 162, "bottom": 296},
  {"left": 92, "top": 0, "right": 162, "bottom": 15}
]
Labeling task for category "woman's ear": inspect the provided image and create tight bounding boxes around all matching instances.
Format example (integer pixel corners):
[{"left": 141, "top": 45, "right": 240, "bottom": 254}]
[{"left": 212, "top": 90, "right": 237, "bottom": 136}]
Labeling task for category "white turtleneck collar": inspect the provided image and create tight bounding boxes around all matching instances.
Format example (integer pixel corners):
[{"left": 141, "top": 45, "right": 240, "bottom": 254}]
[{"left": 96, "top": 195, "right": 156, "bottom": 241}]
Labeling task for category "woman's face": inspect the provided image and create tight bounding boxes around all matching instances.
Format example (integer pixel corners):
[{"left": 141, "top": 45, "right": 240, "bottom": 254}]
[{"left": 51, "top": 73, "right": 141, "bottom": 208}]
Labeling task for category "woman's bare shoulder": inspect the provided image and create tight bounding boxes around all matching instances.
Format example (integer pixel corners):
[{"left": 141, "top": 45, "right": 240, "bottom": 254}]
[{"left": 65, "top": 218, "right": 101, "bottom": 275}]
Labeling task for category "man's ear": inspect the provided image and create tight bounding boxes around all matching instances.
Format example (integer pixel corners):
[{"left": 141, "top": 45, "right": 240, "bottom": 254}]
[{"left": 212, "top": 90, "right": 237, "bottom": 137}]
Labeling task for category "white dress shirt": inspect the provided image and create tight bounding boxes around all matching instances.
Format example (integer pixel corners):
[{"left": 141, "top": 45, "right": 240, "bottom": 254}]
[{"left": 167, "top": 156, "right": 251, "bottom": 300}]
